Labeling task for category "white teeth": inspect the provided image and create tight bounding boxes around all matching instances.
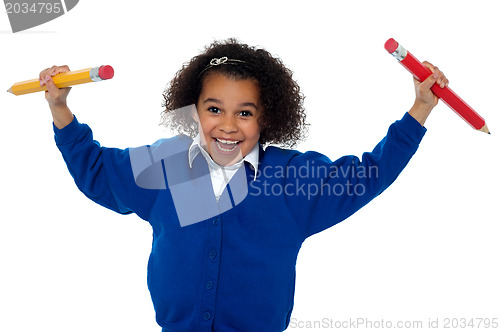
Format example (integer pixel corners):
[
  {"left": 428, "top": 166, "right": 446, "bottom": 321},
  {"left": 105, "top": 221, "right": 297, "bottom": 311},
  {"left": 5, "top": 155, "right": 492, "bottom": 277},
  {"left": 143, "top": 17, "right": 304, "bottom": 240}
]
[
  {"left": 215, "top": 139, "right": 239, "bottom": 152},
  {"left": 216, "top": 138, "right": 239, "bottom": 145},
  {"left": 216, "top": 143, "right": 237, "bottom": 152}
]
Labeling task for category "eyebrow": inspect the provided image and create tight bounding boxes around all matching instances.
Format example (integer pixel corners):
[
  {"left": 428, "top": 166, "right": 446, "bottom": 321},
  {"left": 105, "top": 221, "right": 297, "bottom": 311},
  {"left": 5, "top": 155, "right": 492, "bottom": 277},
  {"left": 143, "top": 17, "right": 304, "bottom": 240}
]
[{"left": 203, "top": 98, "right": 259, "bottom": 110}]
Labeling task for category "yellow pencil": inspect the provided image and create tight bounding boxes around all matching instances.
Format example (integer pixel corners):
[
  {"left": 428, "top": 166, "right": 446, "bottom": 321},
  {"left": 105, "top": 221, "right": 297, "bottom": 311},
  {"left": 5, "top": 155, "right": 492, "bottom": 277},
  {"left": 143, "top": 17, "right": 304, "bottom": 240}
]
[{"left": 7, "top": 65, "right": 114, "bottom": 96}]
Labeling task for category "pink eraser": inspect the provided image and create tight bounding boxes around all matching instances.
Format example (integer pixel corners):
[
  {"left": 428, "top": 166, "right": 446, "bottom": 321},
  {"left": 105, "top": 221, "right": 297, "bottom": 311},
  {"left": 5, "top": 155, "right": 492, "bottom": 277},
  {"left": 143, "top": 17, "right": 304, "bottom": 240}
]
[
  {"left": 98, "top": 65, "right": 114, "bottom": 80},
  {"left": 384, "top": 38, "right": 399, "bottom": 53}
]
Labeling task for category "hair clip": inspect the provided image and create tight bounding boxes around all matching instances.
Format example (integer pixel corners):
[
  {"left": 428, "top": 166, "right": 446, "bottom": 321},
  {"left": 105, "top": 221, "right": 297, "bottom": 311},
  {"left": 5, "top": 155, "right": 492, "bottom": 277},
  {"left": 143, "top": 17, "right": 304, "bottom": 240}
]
[
  {"left": 198, "top": 57, "right": 247, "bottom": 78},
  {"left": 210, "top": 57, "right": 228, "bottom": 66}
]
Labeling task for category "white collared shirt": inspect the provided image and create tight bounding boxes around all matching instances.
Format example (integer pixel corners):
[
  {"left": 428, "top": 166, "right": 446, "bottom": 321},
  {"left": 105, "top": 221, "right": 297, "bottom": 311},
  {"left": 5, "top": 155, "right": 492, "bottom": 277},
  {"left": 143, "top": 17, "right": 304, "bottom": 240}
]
[{"left": 188, "top": 134, "right": 259, "bottom": 201}]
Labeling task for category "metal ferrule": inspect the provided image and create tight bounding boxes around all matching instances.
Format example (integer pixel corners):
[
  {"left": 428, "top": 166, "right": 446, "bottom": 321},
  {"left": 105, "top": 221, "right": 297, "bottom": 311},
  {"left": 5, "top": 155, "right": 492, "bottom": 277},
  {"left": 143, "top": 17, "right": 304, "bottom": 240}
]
[
  {"left": 391, "top": 44, "right": 408, "bottom": 61},
  {"left": 89, "top": 66, "right": 102, "bottom": 82}
]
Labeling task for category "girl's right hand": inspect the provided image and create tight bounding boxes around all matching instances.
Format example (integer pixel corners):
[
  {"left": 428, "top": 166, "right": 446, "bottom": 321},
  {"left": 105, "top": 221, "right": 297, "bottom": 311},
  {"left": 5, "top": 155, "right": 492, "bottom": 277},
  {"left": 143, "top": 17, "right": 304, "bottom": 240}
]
[
  {"left": 39, "top": 65, "right": 72, "bottom": 109},
  {"left": 40, "top": 65, "right": 74, "bottom": 129}
]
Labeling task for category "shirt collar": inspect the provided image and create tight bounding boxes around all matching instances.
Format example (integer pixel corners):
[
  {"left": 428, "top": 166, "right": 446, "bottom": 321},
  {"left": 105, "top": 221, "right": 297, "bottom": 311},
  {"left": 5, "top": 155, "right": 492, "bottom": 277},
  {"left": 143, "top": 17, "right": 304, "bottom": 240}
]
[{"left": 188, "top": 134, "right": 259, "bottom": 180}]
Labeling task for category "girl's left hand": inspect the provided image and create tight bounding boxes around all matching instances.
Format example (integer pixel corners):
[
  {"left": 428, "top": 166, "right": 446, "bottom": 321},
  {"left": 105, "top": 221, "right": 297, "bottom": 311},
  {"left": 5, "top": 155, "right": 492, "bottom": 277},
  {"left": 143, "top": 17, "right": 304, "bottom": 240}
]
[
  {"left": 413, "top": 61, "right": 449, "bottom": 109},
  {"left": 408, "top": 61, "right": 449, "bottom": 126}
]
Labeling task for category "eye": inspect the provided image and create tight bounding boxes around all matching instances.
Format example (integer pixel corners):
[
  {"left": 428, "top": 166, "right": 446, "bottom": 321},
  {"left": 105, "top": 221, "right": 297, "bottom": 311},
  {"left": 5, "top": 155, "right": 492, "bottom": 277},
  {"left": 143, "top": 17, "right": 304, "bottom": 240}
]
[
  {"left": 208, "top": 106, "right": 221, "bottom": 114},
  {"left": 239, "top": 110, "right": 253, "bottom": 117}
]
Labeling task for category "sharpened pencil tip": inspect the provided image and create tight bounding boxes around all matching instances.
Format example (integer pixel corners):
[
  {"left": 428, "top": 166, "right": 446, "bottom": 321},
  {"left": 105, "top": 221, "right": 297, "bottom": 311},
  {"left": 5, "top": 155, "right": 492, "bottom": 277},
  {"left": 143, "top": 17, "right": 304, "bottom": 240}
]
[
  {"left": 7, "top": 87, "right": 13, "bottom": 94},
  {"left": 479, "top": 124, "right": 490, "bottom": 134}
]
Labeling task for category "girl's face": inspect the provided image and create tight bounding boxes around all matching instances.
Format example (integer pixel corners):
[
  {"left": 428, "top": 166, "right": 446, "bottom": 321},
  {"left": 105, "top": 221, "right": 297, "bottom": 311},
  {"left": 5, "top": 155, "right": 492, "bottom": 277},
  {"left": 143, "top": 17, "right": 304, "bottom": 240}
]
[{"left": 196, "top": 73, "right": 261, "bottom": 166}]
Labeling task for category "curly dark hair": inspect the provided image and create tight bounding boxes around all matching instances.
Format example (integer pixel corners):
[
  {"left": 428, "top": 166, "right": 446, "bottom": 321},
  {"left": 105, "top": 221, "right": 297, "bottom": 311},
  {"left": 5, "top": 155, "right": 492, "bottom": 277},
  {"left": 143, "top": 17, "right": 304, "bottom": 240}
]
[{"left": 161, "top": 38, "right": 308, "bottom": 147}]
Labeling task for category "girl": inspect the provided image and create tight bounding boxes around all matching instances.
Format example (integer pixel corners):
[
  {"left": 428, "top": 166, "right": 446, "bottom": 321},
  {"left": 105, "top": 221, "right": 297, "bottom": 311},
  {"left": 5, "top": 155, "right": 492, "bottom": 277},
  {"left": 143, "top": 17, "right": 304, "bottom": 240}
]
[{"left": 40, "top": 38, "right": 448, "bottom": 332}]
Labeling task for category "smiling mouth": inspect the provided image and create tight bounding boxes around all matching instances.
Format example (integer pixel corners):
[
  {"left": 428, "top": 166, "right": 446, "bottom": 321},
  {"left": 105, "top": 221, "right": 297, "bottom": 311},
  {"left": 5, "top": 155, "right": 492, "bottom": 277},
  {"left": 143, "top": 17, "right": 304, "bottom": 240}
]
[{"left": 214, "top": 138, "right": 240, "bottom": 153}]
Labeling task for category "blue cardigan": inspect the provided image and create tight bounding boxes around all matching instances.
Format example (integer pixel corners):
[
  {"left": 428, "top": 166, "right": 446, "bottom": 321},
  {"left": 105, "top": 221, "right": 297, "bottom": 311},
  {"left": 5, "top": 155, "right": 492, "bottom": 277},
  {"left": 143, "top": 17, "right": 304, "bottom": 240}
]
[{"left": 53, "top": 112, "right": 426, "bottom": 332}]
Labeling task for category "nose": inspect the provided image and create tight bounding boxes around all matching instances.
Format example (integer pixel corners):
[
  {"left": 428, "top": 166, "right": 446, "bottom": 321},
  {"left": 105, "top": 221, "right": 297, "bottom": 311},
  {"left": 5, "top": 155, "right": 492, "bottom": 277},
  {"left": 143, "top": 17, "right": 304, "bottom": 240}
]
[{"left": 219, "top": 114, "right": 237, "bottom": 133}]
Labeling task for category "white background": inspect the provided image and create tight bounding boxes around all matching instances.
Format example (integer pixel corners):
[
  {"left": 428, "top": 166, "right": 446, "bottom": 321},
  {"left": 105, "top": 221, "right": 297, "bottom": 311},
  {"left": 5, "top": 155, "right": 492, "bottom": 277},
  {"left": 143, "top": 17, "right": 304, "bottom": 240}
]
[{"left": 1, "top": 1, "right": 499, "bottom": 331}]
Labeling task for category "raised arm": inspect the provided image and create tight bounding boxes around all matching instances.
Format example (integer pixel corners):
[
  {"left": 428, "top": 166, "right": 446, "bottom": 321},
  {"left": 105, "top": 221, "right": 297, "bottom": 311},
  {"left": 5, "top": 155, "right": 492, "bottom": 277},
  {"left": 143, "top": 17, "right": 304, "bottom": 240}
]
[
  {"left": 286, "top": 62, "right": 448, "bottom": 239},
  {"left": 41, "top": 65, "right": 158, "bottom": 220}
]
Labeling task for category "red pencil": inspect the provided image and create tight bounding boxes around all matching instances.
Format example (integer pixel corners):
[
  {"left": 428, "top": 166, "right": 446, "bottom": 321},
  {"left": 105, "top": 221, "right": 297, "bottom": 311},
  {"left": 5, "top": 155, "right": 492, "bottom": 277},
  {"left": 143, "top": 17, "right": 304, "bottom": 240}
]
[{"left": 385, "top": 38, "right": 490, "bottom": 134}]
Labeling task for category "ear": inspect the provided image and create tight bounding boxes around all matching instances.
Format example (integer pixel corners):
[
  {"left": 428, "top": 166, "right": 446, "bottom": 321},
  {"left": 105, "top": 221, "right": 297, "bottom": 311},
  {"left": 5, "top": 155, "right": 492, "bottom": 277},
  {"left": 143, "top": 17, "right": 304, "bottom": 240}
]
[{"left": 191, "top": 104, "right": 200, "bottom": 123}]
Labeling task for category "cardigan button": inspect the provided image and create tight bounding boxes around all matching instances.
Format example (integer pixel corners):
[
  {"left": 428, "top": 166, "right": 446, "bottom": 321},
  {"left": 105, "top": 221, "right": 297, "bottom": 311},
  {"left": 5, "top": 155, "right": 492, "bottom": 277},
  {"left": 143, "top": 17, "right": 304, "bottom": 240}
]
[
  {"left": 203, "top": 312, "right": 211, "bottom": 320},
  {"left": 212, "top": 217, "right": 220, "bottom": 225},
  {"left": 206, "top": 280, "right": 214, "bottom": 289},
  {"left": 209, "top": 250, "right": 217, "bottom": 259}
]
